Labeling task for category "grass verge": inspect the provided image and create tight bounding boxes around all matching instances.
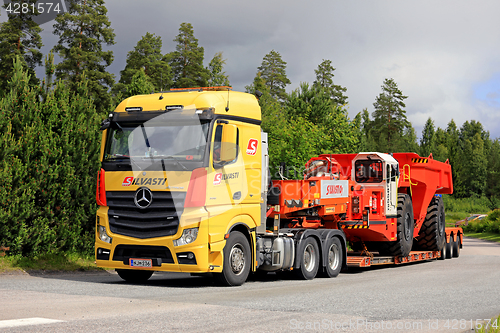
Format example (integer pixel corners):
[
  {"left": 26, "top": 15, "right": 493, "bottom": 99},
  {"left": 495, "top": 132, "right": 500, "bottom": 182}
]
[
  {"left": 464, "top": 232, "right": 500, "bottom": 243},
  {"left": 0, "top": 252, "right": 102, "bottom": 274}
]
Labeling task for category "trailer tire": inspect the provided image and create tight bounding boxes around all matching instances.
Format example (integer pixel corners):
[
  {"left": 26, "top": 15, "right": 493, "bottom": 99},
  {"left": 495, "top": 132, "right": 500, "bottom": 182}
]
[
  {"left": 215, "top": 231, "right": 251, "bottom": 286},
  {"left": 322, "top": 237, "right": 343, "bottom": 278},
  {"left": 295, "top": 237, "right": 320, "bottom": 280},
  {"left": 416, "top": 196, "right": 446, "bottom": 251},
  {"left": 116, "top": 269, "right": 153, "bottom": 283},
  {"left": 452, "top": 236, "right": 461, "bottom": 258},
  {"left": 445, "top": 238, "right": 453, "bottom": 259},
  {"left": 379, "top": 194, "right": 414, "bottom": 257},
  {"left": 439, "top": 242, "right": 446, "bottom": 260}
]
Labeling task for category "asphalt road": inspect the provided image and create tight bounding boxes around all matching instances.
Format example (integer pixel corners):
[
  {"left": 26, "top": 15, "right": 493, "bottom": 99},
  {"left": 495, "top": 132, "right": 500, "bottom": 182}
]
[{"left": 0, "top": 237, "right": 499, "bottom": 333}]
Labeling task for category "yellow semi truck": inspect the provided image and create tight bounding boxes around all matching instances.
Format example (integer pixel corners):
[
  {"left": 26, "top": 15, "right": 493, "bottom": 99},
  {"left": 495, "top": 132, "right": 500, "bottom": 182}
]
[{"left": 96, "top": 87, "right": 280, "bottom": 286}]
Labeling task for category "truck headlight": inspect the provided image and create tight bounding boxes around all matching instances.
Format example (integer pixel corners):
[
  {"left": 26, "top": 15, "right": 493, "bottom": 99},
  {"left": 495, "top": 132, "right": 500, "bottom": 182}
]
[
  {"left": 173, "top": 228, "right": 199, "bottom": 247},
  {"left": 99, "top": 225, "right": 113, "bottom": 244}
]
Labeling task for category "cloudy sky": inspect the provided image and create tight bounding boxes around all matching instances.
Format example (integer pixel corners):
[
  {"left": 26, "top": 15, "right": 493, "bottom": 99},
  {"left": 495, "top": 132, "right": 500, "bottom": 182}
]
[{"left": 7, "top": 0, "right": 500, "bottom": 139}]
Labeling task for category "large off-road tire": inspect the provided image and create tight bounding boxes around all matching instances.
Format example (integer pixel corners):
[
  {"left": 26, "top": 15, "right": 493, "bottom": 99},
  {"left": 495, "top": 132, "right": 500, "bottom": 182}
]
[
  {"left": 416, "top": 196, "right": 446, "bottom": 251},
  {"left": 215, "top": 231, "right": 251, "bottom": 286},
  {"left": 322, "top": 237, "right": 343, "bottom": 278},
  {"left": 379, "top": 194, "right": 414, "bottom": 257},
  {"left": 116, "top": 269, "right": 154, "bottom": 283},
  {"left": 295, "top": 237, "right": 320, "bottom": 280}
]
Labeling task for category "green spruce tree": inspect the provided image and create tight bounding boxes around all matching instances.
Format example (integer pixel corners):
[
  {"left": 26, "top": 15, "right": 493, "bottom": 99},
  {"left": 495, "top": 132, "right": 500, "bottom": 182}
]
[
  {"left": 420, "top": 117, "right": 435, "bottom": 157},
  {"left": 371, "top": 78, "right": 409, "bottom": 152}
]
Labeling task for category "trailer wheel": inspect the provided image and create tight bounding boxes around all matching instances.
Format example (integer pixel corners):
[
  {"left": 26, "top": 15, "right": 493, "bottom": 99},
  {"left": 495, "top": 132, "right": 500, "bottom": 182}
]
[
  {"left": 215, "top": 231, "right": 251, "bottom": 286},
  {"left": 452, "top": 236, "right": 461, "bottom": 258},
  {"left": 116, "top": 269, "right": 153, "bottom": 283},
  {"left": 295, "top": 237, "right": 320, "bottom": 280},
  {"left": 439, "top": 242, "right": 446, "bottom": 260},
  {"left": 445, "top": 237, "right": 453, "bottom": 259},
  {"left": 416, "top": 196, "right": 446, "bottom": 251},
  {"left": 379, "top": 194, "right": 414, "bottom": 257},
  {"left": 322, "top": 237, "right": 343, "bottom": 278}
]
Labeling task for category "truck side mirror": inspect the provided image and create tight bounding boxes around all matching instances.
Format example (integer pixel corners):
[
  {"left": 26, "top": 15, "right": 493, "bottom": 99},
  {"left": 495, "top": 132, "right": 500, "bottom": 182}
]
[
  {"left": 214, "top": 123, "right": 238, "bottom": 168},
  {"left": 220, "top": 124, "right": 238, "bottom": 162}
]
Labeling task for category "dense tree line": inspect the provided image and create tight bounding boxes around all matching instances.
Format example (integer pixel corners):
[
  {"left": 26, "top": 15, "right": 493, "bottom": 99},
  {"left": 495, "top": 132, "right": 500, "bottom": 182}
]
[{"left": 0, "top": 0, "right": 499, "bottom": 255}]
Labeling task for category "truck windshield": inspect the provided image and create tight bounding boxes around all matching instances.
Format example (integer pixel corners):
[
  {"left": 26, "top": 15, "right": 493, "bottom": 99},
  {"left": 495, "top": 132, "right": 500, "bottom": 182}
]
[{"left": 104, "top": 109, "right": 210, "bottom": 167}]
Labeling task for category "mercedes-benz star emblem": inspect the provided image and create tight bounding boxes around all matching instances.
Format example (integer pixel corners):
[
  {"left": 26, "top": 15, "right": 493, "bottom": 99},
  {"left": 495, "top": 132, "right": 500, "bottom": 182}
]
[{"left": 134, "top": 187, "right": 153, "bottom": 209}]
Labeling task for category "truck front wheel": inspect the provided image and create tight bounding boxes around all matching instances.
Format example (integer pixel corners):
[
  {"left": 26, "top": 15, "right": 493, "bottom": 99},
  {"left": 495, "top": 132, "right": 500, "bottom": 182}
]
[
  {"left": 215, "top": 231, "right": 251, "bottom": 286},
  {"left": 295, "top": 237, "right": 320, "bottom": 280}
]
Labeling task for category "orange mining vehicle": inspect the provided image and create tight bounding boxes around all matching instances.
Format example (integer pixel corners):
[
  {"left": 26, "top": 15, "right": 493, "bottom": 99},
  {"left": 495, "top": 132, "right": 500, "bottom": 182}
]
[{"left": 267, "top": 152, "right": 463, "bottom": 272}]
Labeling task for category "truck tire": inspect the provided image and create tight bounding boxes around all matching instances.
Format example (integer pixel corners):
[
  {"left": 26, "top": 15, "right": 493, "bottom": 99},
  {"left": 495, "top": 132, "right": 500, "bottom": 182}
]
[
  {"left": 295, "top": 237, "right": 320, "bottom": 280},
  {"left": 452, "top": 235, "right": 461, "bottom": 258},
  {"left": 416, "top": 196, "right": 446, "bottom": 251},
  {"left": 215, "top": 231, "right": 251, "bottom": 286},
  {"left": 322, "top": 237, "right": 343, "bottom": 278},
  {"left": 116, "top": 269, "right": 153, "bottom": 283},
  {"left": 379, "top": 194, "right": 414, "bottom": 257}
]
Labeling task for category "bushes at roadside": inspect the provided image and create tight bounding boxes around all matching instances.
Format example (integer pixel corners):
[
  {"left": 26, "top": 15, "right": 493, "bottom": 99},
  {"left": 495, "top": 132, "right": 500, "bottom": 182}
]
[
  {"left": 463, "top": 210, "right": 500, "bottom": 234},
  {"left": 0, "top": 57, "right": 101, "bottom": 256}
]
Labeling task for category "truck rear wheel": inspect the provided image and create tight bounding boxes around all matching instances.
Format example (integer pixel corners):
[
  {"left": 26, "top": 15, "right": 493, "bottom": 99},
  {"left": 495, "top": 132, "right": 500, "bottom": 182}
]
[
  {"left": 322, "top": 237, "right": 343, "bottom": 278},
  {"left": 416, "top": 196, "right": 446, "bottom": 251},
  {"left": 295, "top": 237, "right": 320, "bottom": 280},
  {"left": 215, "top": 231, "right": 251, "bottom": 286},
  {"left": 379, "top": 194, "right": 414, "bottom": 257},
  {"left": 116, "top": 269, "right": 153, "bottom": 283}
]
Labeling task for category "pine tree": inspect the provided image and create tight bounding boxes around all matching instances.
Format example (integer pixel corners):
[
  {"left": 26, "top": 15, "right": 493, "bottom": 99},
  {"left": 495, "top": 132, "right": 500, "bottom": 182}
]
[
  {"left": 313, "top": 59, "right": 348, "bottom": 106},
  {"left": 257, "top": 50, "right": 290, "bottom": 101},
  {"left": 207, "top": 52, "right": 230, "bottom": 87},
  {"left": 52, "top": 0, "right": 115, "bottom": 113},
  {"left": 0, "top": 0, "right": 42, "bottom": 95},
  {"left": 118, "top": 32, "right": 172, "bottom": 93},
  {"left": 371, "top": 78, "right": 409, "bottom": 152},
  {"left": 170, "top": 23, "right": 208, "bottom": 88}
]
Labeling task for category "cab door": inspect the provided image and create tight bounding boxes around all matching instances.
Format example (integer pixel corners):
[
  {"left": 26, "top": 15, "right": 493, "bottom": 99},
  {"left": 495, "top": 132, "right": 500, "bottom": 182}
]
[{"left": 385, "top": 162, "right": 398, "bottom": 217}]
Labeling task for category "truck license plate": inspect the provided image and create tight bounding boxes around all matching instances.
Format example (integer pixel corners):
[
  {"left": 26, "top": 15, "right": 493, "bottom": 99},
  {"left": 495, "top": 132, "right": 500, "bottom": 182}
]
[{"left": 129, "top": 258, "right": 152, "bottom": 268}]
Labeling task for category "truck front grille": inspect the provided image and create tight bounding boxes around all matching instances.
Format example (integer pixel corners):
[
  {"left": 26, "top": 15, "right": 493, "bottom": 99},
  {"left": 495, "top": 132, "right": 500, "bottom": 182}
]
[{"left": 106, "top": 191, "right": 186, "bottom": 239}]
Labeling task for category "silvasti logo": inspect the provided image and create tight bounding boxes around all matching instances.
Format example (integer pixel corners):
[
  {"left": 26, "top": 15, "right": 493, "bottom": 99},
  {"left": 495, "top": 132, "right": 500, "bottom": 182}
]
[
  {"left": 2, "top": 0, "right": 70, "bottom": 26},
  {"left": 122, "top": 177, "right": 167, "bottom": 186},
  {"left": 213, "top": 172, "right": 239, "bottom": 185}
]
